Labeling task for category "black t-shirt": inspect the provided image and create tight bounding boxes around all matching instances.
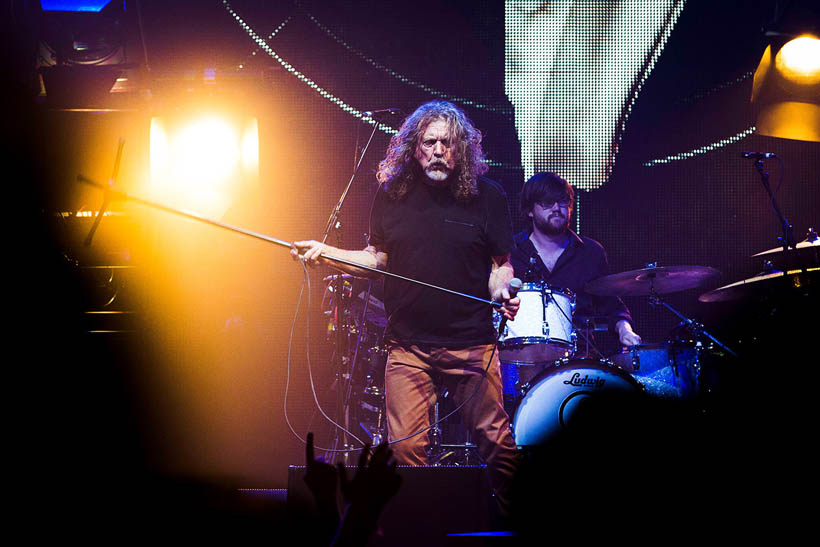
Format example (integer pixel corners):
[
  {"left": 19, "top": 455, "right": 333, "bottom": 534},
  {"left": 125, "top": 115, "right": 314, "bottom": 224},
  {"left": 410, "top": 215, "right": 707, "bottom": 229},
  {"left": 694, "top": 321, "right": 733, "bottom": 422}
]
[{"left": 368, "top": 176, "right": 513, "bottom": 346}]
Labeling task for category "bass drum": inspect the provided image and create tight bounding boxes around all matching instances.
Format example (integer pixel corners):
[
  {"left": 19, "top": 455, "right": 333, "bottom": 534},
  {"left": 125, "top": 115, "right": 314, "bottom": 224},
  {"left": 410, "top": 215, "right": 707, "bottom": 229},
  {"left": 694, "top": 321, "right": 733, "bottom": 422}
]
[{"left": 513, "top": 358, "right": 643, "bottom": 447}]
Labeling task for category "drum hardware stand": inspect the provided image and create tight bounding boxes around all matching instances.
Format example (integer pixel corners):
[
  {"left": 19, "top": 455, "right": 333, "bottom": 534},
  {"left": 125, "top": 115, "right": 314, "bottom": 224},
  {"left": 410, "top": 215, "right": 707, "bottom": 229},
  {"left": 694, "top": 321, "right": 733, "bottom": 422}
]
[
  {"left": 575, "top": 317, "right": 604, "bottom": 359},
  {"left": 646, "top": 288, "right": 737, "bottom": 359},
  {"left": 359, "top": 372, "right": 385, "bottom": 446},
  {"left": 426, "top": 395, "right": 444, "bottom": 464},
  {"left": 426, "top": 387, "right": 482, "bottom": 466}
]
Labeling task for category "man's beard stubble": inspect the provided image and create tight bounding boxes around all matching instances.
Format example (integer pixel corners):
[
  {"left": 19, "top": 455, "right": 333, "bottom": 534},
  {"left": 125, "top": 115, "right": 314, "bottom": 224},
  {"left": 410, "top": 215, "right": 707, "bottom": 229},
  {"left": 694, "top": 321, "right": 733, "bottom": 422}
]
[{"left": 534, "top": 212, "right": 570, "bottom": 236}]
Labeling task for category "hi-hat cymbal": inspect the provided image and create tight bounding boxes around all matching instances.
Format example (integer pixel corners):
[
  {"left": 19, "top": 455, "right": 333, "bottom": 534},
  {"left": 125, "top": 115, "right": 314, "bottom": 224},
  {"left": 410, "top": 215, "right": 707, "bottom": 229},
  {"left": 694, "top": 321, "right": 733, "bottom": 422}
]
[{"left": 585, "top": 265, "right": 720, "bottom": 297}]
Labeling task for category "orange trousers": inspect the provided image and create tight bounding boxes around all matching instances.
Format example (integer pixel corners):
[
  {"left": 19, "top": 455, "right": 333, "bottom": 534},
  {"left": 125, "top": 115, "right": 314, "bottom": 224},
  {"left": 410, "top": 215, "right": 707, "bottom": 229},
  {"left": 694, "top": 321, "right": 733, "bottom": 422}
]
[{"left": 384, "top": 342, "right": 519, "bottom": 508}]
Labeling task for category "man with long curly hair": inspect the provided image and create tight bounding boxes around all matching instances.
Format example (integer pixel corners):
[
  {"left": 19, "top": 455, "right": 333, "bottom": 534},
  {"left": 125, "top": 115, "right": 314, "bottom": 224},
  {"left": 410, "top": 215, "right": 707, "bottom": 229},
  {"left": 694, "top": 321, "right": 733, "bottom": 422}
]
[{"left": 292, "top": 101, "right": 520, "bottom": 515}]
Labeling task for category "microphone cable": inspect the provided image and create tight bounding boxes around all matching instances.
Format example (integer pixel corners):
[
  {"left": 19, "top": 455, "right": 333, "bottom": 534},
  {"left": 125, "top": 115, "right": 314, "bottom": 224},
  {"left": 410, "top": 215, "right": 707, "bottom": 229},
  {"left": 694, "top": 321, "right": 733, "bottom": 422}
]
[{"left": 283, "top": 258, "right": 367, "bottom": 454}]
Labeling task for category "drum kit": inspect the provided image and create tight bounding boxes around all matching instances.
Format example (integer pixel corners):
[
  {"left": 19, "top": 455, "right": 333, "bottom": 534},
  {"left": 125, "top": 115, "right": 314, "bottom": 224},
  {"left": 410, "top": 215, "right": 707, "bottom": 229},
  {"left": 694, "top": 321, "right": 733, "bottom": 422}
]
[
  {"left": 500, "top": 263, "right": 728, "bottom": 448},
  {"left": 324, "top": 229, "right": 818, "bottom": 455}
]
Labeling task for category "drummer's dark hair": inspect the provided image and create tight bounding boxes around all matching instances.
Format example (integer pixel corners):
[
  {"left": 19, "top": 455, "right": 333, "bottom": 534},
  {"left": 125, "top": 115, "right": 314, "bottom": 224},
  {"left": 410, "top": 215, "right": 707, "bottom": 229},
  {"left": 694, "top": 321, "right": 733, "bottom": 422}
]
[{"left": 520, "top": 172, "right": 575, "bottom": 227}]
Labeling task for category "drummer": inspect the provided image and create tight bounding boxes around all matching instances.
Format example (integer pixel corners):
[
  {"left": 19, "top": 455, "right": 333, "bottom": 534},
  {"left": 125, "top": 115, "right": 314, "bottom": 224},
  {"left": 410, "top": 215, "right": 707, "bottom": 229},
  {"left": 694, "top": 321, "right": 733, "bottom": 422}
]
[{"left": 510, "top": 172, "right": 641, "bottom": 348}]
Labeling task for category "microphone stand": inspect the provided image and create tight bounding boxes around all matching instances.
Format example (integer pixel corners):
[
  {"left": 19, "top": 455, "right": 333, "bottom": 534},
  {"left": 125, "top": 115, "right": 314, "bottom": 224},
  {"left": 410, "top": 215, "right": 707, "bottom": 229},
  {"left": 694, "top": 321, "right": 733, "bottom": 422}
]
[
  {"left": 78, "top": 173, "right": 503, "bottom": 307},
  {"left": 320, "top": 119, "right": 380, "bottom": 462},
  {"left": 320, "top": 118, "right": 381, "bottom": 245},
  {"left": 753, "top": 158, "right": 796, "bottom": 252}
]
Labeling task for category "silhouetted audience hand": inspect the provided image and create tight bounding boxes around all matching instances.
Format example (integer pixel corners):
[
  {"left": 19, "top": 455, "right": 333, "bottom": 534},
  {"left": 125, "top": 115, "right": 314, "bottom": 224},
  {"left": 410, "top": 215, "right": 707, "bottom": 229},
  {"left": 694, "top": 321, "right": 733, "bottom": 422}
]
[
  {"left": 304, "top": 433, "right": 339, "bottom": 505},
  {"left": 338, "top": 441, "right": 402, "bottom": 511},
  {"left": 304, "top": 432, "right": 341, "bottom": 544},
  {"left": 333, "top": 441, "right": 402, "bottom": 546}
]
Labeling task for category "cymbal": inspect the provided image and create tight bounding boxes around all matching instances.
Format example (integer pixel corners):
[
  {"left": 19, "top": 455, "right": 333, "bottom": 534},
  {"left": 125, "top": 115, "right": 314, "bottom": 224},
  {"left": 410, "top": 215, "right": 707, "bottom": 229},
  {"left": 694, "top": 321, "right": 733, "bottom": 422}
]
[
  {"left": 585, "top": 265, "right": 720, "bottom": 297},
  {"left": 752, "top": 237, "right": 819, "bottom": 257},
  {"left": 698, "top": 268, "right": 819, "bottom": 302}
]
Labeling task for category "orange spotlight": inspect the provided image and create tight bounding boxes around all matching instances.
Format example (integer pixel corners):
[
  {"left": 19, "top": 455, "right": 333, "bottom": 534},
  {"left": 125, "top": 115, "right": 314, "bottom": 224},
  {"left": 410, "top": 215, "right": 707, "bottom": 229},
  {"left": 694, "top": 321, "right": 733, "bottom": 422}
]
[
  {"left": 752, "top": 34, "right": 820, "bottom": 142},
  {"left": 775, "top": 35, "right": 820, "bottom": 85},
  {"left": 148, "top": 114, "right": 259, "bottom": 219}
]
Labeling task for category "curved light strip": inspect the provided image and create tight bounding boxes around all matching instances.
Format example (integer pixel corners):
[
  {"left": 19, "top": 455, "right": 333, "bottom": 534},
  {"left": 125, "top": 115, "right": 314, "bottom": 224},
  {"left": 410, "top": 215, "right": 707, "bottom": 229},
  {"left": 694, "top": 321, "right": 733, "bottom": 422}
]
[
  {"left": 223, "top": 1, "right": 397, "bottom": 135},
  {"left": 674, "top": 70, "right": 754, "bottom": 106},
  {"left": 224, "top": 1, "right": 523, "bottom": 171},
  {"left": 300, "top": 7, "right": 513, "bottom": 116},
  {"left": 642, "top": 126, "right": 756, "bottom": 167}
]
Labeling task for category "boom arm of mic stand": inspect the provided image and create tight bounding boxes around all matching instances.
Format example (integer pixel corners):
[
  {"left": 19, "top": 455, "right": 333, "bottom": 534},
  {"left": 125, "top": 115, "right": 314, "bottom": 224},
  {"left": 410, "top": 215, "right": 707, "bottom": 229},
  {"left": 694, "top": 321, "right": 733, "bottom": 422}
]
[
  {"left": 76, "top": 174, "right": 503, "bottom": 309},
  {"left": 754, "top": 159, "right": 795, "bottom": 251},
  {"left": 321, "top": 119, "right": 381, "bottom": 244}
]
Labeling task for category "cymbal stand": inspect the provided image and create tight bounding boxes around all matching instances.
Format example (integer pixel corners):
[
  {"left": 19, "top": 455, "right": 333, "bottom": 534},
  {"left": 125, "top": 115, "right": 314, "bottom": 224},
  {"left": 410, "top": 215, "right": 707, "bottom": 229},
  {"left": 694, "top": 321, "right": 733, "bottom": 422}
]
[{"left": 647, "top": 286, "right": 737, "bottom": 358}]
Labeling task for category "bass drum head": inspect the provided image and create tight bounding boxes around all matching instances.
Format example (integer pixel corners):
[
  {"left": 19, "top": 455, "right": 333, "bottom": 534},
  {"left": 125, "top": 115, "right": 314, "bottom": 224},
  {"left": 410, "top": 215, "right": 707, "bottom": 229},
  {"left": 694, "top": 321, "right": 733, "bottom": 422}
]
[{"left": 513, "top": 358, "right": 643, "bottom": 447}]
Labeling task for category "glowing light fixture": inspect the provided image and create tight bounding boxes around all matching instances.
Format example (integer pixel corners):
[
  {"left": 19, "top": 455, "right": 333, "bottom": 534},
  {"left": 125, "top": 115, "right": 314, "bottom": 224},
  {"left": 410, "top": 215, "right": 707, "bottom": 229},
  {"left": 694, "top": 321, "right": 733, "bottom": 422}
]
[
  {"left": 149, "top": 115, "right": 259, "bottom": 219},
  {"left": 752, "top": 34, "right": 820, "bottom": 142},
  {"left": 775, "top": 36, "right": 820, "bottom": 85}
]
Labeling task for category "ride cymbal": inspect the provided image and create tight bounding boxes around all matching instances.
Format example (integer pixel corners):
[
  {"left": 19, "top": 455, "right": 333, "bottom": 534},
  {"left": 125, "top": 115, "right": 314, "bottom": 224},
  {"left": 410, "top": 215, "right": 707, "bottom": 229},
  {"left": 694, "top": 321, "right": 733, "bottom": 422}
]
[{"left": 585, "top": 265, "right": 720, "bottom": 297}]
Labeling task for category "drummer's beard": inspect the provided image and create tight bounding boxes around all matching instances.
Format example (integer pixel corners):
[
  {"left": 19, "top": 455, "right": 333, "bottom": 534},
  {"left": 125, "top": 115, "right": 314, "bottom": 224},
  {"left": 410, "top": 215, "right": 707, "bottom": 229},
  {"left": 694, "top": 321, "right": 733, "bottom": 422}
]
[{"left": 534, "top": 212, "right": 570, "bottom": 236}]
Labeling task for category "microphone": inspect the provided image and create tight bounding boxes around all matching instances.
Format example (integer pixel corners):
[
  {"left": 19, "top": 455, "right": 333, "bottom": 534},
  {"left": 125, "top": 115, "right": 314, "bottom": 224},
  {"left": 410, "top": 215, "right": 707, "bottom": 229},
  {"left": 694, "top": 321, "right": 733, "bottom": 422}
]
[
  {"left": 362, "top": 108, "right": 402, "bottom": 118},
  {"left": 496, "top": 277, "right": 523, "bottom": 337},
  {"left": 741, "top": 151, "right": 776, "bottom": 159}
]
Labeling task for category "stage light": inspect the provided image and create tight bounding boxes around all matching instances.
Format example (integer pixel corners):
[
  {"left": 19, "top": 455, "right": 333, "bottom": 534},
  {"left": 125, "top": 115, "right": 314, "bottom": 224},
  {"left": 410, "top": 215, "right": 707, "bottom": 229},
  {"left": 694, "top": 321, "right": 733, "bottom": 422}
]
[
  {"left": 36, "top": 1, "right": 141, "bottom": 108},
  {"left": 752, "top": 33, "right": 820, "bottom": 142},
  {"left": 149, "top": 115, "right": 259, "bottom": 220},
  {"left": 775, "top": 35, "right": 820, "bottom": 85}
]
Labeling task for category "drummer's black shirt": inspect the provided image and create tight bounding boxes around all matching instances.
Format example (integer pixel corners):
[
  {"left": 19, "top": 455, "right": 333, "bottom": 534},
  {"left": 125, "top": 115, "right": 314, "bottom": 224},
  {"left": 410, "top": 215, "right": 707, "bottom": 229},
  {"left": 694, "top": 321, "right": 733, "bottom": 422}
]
[
  {"left": 510, "top": 229, "right": 633, "bottom": 333},
  {"left": 368, "top": 176, "right": 513, "bottom": 346}
]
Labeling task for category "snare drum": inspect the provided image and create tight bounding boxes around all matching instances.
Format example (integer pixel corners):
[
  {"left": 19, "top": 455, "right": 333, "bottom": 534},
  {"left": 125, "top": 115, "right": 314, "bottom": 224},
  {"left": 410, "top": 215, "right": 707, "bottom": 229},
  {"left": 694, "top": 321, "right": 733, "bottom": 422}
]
[
  {"left": 609, "top": 342, "right": 699, "bottom": 399},
  {"left": 497, "top": 283, "right": 576, "bottom": 364},
  {"left": 512, "top": 358, "right": 643, "bottom": 447}
]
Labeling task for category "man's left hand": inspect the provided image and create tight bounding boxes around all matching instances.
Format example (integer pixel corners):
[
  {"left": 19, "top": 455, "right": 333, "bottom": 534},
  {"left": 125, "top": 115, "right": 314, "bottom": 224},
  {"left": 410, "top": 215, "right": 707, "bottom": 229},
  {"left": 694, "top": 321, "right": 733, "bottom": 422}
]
[{"left": 616, "top": 320, "right": 642, "bottom": 346}]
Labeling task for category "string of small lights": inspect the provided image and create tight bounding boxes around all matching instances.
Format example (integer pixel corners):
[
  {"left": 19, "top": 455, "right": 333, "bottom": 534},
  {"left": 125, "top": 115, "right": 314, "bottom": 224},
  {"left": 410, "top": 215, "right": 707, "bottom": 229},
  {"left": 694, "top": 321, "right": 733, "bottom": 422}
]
[
  {"left": 298, "top": 6, "right": 514, "bottom": 116},
  {"left": 674, "top": 71, "right": 754, "bottom": 106},
  {"left": 222, "top": 1, "right": 524, "bottom": 171},
  {"left": 642, "top": 126, "right": 756, "bottom": 167}
]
